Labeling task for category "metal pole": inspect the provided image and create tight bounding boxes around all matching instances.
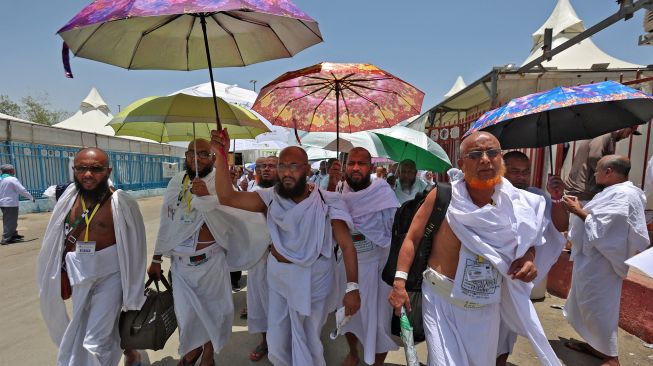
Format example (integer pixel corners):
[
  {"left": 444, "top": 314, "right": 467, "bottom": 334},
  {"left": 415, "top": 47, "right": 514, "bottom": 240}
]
[
  {"left": 335, "top": 80, "right": 340, "bottom": 156},
  {"left": 193, "top": 123, "right": 198, "bottom": 178},
  {"left": 199, "top": 14, "right": 222, "bottom": 130},
  {"left": 546, "top": 111, "right": 554, "bottom": 175}
]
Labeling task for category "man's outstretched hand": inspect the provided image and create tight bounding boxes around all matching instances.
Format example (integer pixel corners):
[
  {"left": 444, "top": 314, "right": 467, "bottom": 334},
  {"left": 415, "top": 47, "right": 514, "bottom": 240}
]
[{"left": 210, "top": 129, "right": 230, "bottom": 157}]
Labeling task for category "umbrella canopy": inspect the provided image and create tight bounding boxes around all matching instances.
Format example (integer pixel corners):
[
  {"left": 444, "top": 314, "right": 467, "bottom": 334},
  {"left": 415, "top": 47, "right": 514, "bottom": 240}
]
[
  {"left": 294, "top": 126, "right": 451, "bottom": 172},
  {"left": 108, "top": 94, "right": 270, "bottom": 143},
  {"left": 372, "top": 127, "right": 451, "bottom": 173},
  {"left": 464, "top": 80, "right": 653, "bottom": 149},
  {"left": 58, "top": 0, "right": 322, "bottom": 70},
  {"left": 253, "top": 62, "right": 425, "bottom": 152},
  {"left": 59, "top": 0, "right": 322, "bottom": 129}
]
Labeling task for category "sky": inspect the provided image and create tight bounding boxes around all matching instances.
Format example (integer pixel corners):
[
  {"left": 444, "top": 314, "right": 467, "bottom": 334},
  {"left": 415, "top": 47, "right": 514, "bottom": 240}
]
[{"left": 0, "top": 1, "right": 651, "bottom": 119}]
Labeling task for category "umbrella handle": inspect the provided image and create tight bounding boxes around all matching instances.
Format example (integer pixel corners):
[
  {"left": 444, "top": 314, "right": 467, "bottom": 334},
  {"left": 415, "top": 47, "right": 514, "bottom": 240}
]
[{"left": 199, "top": 14, "right": 222, "bottom": 131}]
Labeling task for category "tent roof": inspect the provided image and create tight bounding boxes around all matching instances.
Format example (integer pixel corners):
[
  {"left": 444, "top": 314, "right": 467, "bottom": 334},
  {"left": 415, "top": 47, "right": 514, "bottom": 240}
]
[
  {"left": 172, "top": 81, "right": 258, "bottom": 108},
  {"left": 54, "top": 88, "right": 115, "bottom": 135},
  {"left": 522, "top": 0, "right": 642, "bottom": 69},
  {"left": 0, "top": 112, "right": 33, "bottom": 124},
  {"left": 418, "top": 0, "right": 648, "bottom": 128},
  {"left": 54, "top": 88, "right": 155, "bottom": 142},
  {"left": 444, "top": 76, "right": 467, "bottom": 98}
]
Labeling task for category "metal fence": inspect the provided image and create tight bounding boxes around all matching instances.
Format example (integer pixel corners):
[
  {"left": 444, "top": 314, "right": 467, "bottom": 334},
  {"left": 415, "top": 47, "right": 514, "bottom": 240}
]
[{"left": 0, "top": 141, "right": 183, "bottom": 199}]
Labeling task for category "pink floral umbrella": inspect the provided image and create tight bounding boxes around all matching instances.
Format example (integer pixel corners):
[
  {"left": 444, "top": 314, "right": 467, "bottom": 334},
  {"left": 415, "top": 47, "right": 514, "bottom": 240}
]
[
  {"left": 58, "top": 0, "right": 323, "bottom": 130},
  {"left": 252, "top": 62, "right": 425, "bottom": 153}
]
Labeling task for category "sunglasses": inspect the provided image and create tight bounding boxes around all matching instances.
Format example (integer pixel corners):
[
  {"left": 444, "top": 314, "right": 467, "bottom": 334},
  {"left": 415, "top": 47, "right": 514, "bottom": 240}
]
[
  {"left": 277, "top": 163, "right": 305, "bottom": 172},
  {"left": 185, "top": 151, "right": 215, "bottom": 159},
  {"left": 464, "top": 148, "right": 502, "bottom": 160},
  {"left": 73, "top": 165, "right": 108, "bottom": 174}
]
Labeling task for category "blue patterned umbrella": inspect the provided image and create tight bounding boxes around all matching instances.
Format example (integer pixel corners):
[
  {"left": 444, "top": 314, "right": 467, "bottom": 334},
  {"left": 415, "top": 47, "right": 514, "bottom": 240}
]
[{"left": 464, "top": 80, "right": 653, "bottom": 149}]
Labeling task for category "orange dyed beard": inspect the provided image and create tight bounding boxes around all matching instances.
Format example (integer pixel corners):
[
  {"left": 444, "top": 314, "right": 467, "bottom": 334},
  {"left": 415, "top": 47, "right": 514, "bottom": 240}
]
[{"left": 464, "top": 165, "right": 506, "bottom": 190}]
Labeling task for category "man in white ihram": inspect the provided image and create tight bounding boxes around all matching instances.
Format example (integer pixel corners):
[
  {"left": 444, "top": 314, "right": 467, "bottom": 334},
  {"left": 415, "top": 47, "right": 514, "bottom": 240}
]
[
  {"left": 389, "top": 132, "right": 561, "bottom": 366},
  {"left": 333, "top": 147, "right": 400, "bottom": 366},
  {"left": 148, "top": 139, "right": 269, "bottom": 365},
  {"left": 563, "top": 155, "right": 649, "bottom": 366},
  {"left": 246, "top": 155, "right": 278, "bottom": 362},
  {"left": 37, "top": 147, "right": 146, "bottom": 366},
  {"left": 210, "top": 129, "right": 361, "bottom": 366},
  {"left": 496, "top": 151, "right": 568, "bottom": 366}
]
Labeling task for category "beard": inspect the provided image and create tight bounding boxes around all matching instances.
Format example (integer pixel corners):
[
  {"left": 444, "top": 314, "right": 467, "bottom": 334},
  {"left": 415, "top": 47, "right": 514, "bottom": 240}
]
[
  {"left": 346, "top": 173, "right": 371, "bottom": 192},
  {"left": 400, "top": 177, "right": 416, "bottom": 192},
  {"left": 464, "top": 165, "right": 506, "bottom": 190},
  {"left": 259, "top": 178, "right": 276, "bottom": 188},
  {"left": 74, "top": 175, "right": 110, "bottom": 198},
  {"left": 275, "top": 174, "right": 307, "bottom": 199},
  {"left": 184, "top": 161, "right": 213, "bottom": 178}
]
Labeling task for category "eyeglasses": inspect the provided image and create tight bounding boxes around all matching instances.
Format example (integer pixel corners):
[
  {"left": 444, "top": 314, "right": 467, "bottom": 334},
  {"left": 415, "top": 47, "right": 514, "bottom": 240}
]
[
  {"left": 259, "top": 164, "right": 276, "bottom": 169},
  {"left": 464, "top": 148, "right": 502, "bottom": 160},
  {"left": 185, "top": 151, "right": 214, "bottom": 159},
  {"left": 73, "top": 165, "right": 108, "bottom": 174},
  {"left": 277, "top": 163, "right": 305, "bottom": 172}
]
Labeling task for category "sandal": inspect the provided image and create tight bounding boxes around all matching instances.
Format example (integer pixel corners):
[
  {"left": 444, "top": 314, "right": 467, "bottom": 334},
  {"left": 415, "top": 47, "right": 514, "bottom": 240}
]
[
  {"left": 564, "top": 341, "right": 606, "bottom": 360},
  {"left": 249, "top": 344, "right": 269, "bottom": 362}
]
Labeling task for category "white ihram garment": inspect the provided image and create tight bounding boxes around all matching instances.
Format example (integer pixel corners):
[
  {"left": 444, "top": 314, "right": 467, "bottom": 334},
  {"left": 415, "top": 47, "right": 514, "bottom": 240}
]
[
  {"left": 442, "top": 179, "right": 561, "bottom": 366},
  {"left": 246, "top": 183, "right": 270, "bottom": 334},
  {"left": 335, "top": 179, "right": 399, "bottom": 365},
  {"left": 497, "top": 187, "right": 566, "bottom": 356},
  {"left": 565, "top": 181, "right": 649, "bottom": 357},
  {"left": 154, "top": 170, "right": 270, "bottom": 355},
  {"left": 36, "top": 186, "right": 147, "bottom": 366},
  {"left": 256, "top": 187, "right": 352, "bottom": 366},
  {"left": 422, "top": 269, "right": 501, "bottom": 366}
]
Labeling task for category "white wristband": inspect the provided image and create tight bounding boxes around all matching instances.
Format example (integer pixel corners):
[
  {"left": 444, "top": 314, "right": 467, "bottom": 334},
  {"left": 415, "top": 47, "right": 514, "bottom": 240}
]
[
  {"left": 345, "top": 282, "right": 359, "bottom": 293},
  {"left": 151, "top": 258, "right": 163, "bottom": 264},
  {"left": 395, "top": 271, "right": 409, "bottom": 280}
]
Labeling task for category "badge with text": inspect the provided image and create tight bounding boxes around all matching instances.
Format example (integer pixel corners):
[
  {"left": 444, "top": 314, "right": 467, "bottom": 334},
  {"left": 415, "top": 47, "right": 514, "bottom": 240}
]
[
  {"left": 76, "top": 241, "right": 96, "bottom": 255},
  {"left": 180, "top": 210, "right": 197, "bottom": 224},
  {"left": 352, "top": 231, "right": 374, "bottom": 253},
  {"left": 452, "top": 247, "right": 502, "bottom": 304}
]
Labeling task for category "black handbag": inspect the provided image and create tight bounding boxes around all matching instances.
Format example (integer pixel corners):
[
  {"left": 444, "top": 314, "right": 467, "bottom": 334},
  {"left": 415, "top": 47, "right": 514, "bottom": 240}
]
[{"left": 119, "top": 276, "right": 177, "bottom": 350}]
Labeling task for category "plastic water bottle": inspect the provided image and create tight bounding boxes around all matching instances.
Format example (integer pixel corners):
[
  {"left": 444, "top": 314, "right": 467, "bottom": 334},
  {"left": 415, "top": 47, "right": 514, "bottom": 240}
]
[{"left": 400, "top": 306, "right": 420, "bottom": 366}]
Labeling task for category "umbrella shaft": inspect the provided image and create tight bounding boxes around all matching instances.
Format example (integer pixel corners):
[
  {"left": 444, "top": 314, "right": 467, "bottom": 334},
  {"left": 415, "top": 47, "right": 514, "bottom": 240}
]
[{"left": 199, "top": 14, "right": 222, "bottom": 131}]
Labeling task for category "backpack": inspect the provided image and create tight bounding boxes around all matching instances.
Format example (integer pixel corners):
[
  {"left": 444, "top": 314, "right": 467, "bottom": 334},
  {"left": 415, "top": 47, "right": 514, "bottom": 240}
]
[{"left": 381, "top": 182, "right": 452, "bottom": 292}]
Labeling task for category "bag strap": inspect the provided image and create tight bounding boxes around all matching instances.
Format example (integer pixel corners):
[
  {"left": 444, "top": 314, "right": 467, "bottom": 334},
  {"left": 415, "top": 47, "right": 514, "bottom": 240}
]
[{"left": 423, "top": 182, "right": 452, "bottom": 239}]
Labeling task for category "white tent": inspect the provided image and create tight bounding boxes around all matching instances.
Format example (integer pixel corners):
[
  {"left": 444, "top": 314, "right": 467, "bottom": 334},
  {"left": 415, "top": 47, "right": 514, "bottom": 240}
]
[
  {"left": 173, "top": 81, "right": 258, "bottom": 108},
  {"left": 54, "top": 88, "right": 116, "bottom": 135},
  {"left": 54, "top": 88, "right": 155, "bottom": 142},
  {"left": 444, "top": 76, "right": 467, "bottom": 98},
  {"left": 521, "top": 0, "right": 643, "bottom": 69}
]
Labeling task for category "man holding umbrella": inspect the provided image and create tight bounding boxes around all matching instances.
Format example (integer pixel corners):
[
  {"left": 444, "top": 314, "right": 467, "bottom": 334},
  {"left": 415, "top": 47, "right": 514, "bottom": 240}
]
[
  {"left": 210, "top": 129, "right": 361, "bottom": 366},
  {"left": 335, "top": 147, "right": 400, "bottom": 366}
]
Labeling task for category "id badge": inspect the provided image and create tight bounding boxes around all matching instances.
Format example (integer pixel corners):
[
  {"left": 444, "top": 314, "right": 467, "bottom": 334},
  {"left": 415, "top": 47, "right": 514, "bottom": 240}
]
[
  {"left": 180, "top": 210, "right": 197, "bottom": 223},
  {"left": 76, "top": 241, "right": 96, "bottom": 255},
  {"left": 465, "top": 261, "right": 495, "bottom": 282},
  {"left": 352, "top": 232, "right": 374, "bottom": 253}
]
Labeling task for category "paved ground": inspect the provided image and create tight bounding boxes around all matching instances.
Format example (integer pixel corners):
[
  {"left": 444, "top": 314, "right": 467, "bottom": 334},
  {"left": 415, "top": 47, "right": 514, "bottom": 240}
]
[{"left": 1, "top": 195, "right": 652, "bottom": 365}]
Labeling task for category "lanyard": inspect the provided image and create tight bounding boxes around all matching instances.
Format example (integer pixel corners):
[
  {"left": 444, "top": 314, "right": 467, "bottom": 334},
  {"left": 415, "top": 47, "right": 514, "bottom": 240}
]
[
  {"left": 178, "top": 174, "right": 192, "bottom": 212},
  {"left": 80, "top": 197, "right": 102, "bottom": 242}
]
